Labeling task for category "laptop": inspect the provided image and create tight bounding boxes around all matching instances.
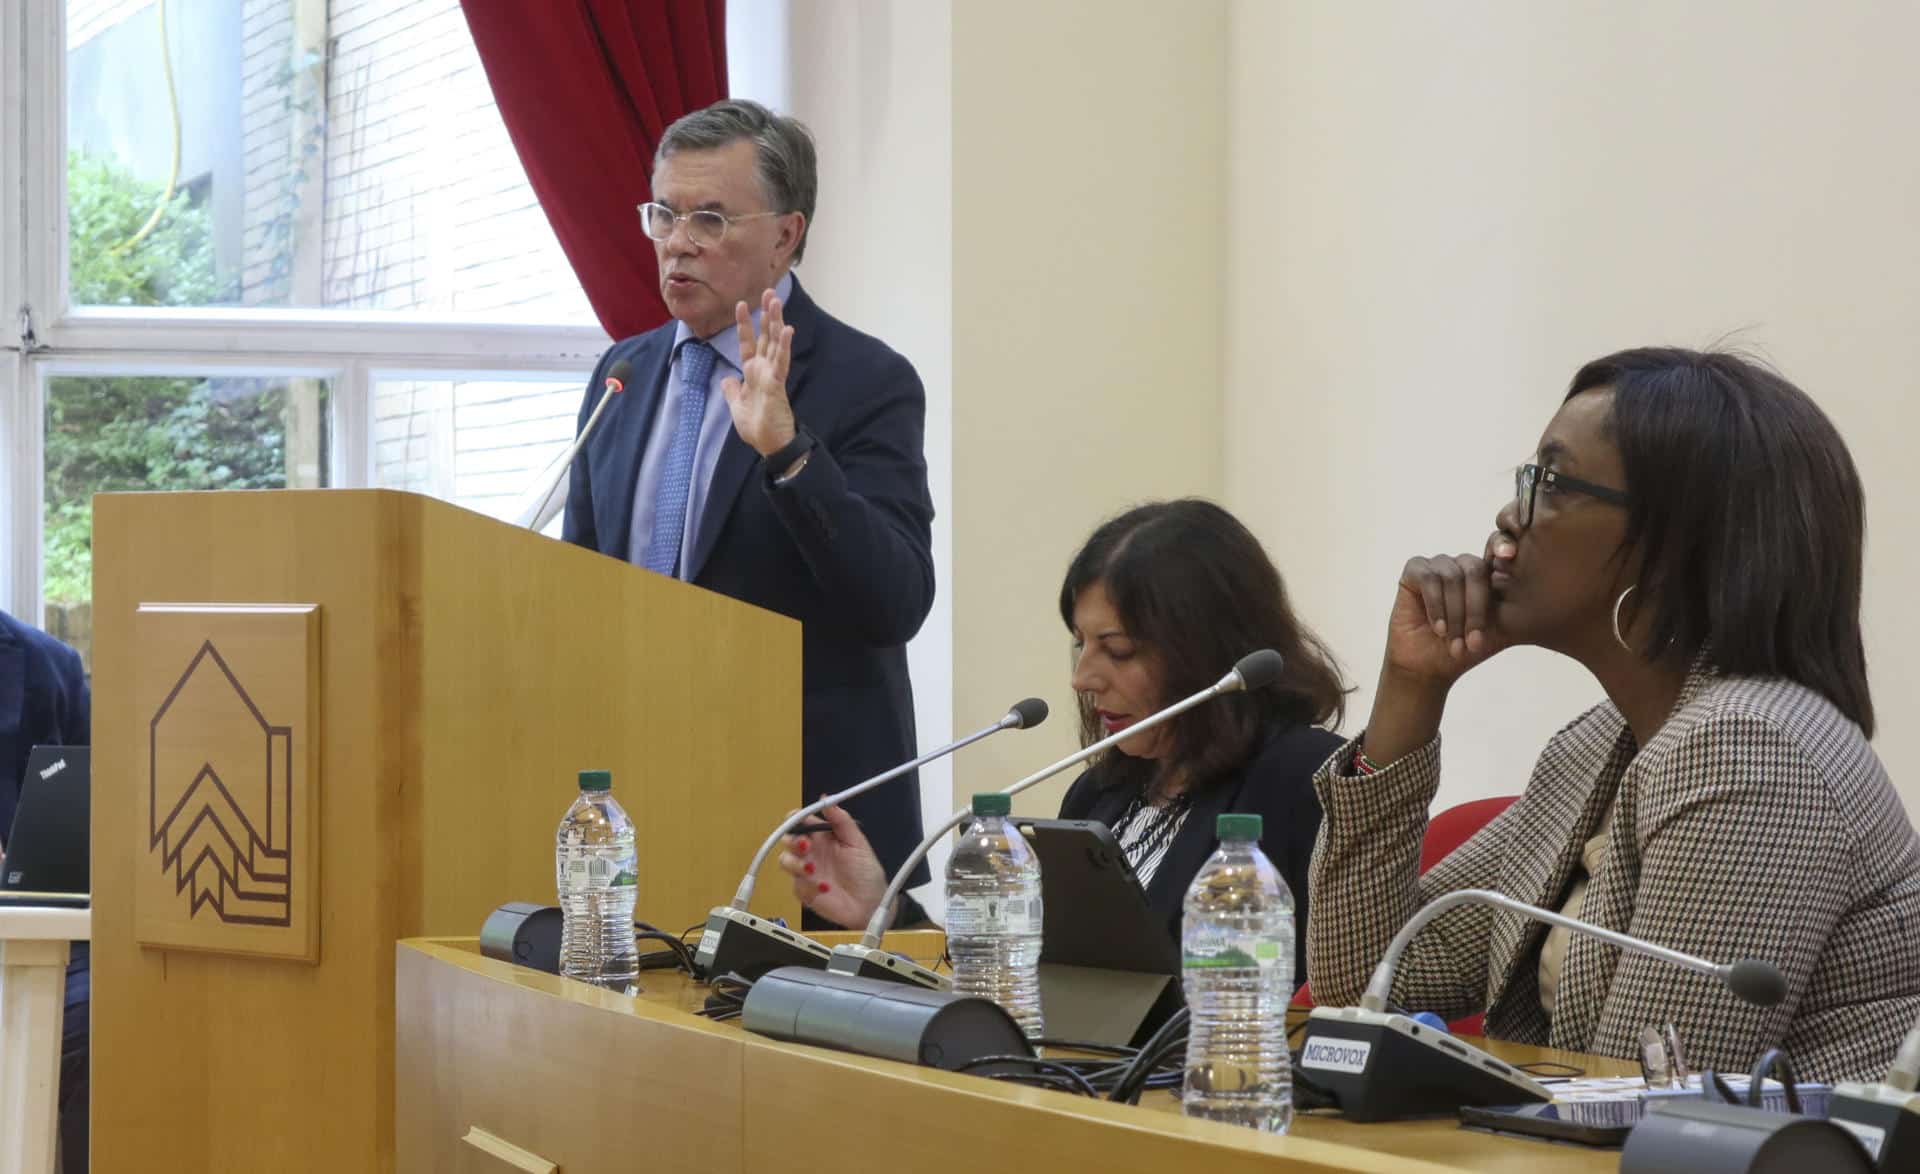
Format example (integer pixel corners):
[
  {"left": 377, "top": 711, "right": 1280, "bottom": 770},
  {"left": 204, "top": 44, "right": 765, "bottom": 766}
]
[{"left": 0, "top": 744, "right": 91, "bottom": 908}]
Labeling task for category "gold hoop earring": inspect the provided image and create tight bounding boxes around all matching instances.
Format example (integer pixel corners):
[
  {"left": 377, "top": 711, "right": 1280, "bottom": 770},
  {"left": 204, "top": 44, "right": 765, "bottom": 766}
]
[{"left": 1612, "top": 585, "right": 1637, "bottom": 652}]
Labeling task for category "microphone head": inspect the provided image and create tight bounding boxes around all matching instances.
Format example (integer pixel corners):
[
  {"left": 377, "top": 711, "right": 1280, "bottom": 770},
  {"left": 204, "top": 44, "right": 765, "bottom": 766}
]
[
  {"left": 1229, "top": 649, "right": 1286, "bottom": 693},
  {"left": 1725, "top": 959, "right": 1788, "bottom": 1006},
  {"left": 1007, "top": 697, "right": 1049, "bottom": 729},
  {"left": 605, "top": 358, "right": 634, "bottom": 393}
]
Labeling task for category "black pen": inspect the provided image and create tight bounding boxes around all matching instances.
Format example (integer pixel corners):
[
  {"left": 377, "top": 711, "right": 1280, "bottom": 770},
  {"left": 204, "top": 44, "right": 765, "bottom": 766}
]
[{"left": 790, "top": 820, "right": 838, "bottom": 836}]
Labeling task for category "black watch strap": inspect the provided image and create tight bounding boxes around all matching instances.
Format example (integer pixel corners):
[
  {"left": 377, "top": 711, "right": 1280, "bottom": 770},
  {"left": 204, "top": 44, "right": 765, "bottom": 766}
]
[{"left": 765, "top": 426, "right": 817, "bottom": 481}]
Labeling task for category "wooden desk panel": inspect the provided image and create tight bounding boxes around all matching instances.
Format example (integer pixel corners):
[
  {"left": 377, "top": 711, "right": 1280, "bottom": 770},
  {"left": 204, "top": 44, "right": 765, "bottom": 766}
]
[
  {"left": 395, "top": 942, "right": 745, "bottom": 1174},
  {"left": 398, "top": 939, "right": 1635, "bottom": 1173}
]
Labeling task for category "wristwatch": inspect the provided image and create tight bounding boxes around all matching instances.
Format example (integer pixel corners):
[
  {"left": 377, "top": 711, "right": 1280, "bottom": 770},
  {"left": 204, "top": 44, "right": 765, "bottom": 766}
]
[{"left": 766, "top": 426, "right": 817, "bottom": 485}]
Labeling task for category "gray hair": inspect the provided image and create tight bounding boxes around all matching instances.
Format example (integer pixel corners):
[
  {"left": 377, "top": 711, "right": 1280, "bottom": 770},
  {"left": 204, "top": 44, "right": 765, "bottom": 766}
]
[{"left": 656, "top": 99, "right": 818, "bottom": 263}]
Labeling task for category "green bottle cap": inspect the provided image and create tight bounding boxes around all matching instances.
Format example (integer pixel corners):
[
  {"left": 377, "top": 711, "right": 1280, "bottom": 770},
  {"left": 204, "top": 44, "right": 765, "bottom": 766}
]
[
  {"left": 971, "top": 792, "right": 1012, "bottom": 817},
  {"left": 578, "top": 769, "right": 612, "bottom": 792},
  {"left": 1216, "top": 812, "right": 1262, "bottom": 840}
]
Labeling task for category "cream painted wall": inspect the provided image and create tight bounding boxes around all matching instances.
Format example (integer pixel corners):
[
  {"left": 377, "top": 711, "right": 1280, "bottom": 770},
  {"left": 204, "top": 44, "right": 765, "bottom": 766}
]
[
  {"left": 756, "top": 0, "right": 958, "bottom": 906},
  {"left": 952, "top": 0, "right": 1230, "bottom": 817},
  {"left": 1225, "top": 0, "right": 1920, "bottom": 813}
]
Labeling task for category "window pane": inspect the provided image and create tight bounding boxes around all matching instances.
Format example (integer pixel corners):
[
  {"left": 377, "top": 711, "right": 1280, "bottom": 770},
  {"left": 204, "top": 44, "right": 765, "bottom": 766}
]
[
  {"left": 372, "top": 375, "right": 583, "bottom": 526},
  {"left": 65, "top": 0, "right": 591, "bottom": 320},
  {"left": 43, "top": 372, "right": 331, "bottom": 667}
]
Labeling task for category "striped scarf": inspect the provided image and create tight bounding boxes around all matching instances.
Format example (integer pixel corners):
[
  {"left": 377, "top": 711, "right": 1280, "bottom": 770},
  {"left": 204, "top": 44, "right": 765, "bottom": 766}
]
[{"left": 1109, "top": 789, "right": 1192, "bottom": 890}]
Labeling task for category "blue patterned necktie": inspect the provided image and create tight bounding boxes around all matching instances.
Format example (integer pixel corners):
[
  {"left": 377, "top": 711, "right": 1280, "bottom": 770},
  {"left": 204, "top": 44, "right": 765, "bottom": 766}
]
[{"left": 641, "top": 339, "right": 718, "bottom": 576}]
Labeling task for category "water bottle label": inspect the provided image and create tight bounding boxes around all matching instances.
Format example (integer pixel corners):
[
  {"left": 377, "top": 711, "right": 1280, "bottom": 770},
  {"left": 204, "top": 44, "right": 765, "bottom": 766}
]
[
  {"left": 562, "top": 849, "right": 635, "bottom": 889},
  {"left": 1183, "top": 935, "right": 1285, "bottom": 970},
  {"left": 944, "top": 893, "right": 1042, "bottom": 936}
]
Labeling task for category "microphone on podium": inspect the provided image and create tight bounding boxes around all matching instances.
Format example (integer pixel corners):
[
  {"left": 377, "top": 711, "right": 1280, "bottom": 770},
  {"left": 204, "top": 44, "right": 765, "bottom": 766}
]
[
  {"left": 1297, "top": 887, "right": 1787, "bottom": 1122},
  {"left": 1828, "top": 1013, "right": 1920, "bottom": 1169},
  {"left": 513, "top": 358, "right": 634, "bottom": 531},
  {"left": 690, "top": 697, "right": 1050, "bottom": 980},
  {"left": 827, "top": 649, "right": 1288, "bottom": 990}
]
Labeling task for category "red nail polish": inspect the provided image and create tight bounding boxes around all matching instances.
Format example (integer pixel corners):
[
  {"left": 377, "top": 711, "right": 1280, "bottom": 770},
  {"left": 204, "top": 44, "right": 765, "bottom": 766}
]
[
  {"left": 794, "top": 838, "right": 809, "bottom": 854},
  {"left": 818, "top": 881, "right": 831, "bottom": 894},
  {"left": 804, "top": 861, "right": 815, "bottom": 875}
]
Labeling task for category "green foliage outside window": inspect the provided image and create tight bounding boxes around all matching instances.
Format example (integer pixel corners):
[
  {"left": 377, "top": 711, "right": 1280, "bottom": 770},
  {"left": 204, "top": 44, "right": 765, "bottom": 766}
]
[{"left": 47, "top": 153, "right": 294, "bottom": 604}]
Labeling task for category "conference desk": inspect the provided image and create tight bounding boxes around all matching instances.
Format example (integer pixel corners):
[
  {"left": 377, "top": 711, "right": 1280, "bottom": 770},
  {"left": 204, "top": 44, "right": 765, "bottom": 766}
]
[
  {"left": 396, "top": 936, "right": 1636, "bottom": 1173},
  {"left": 0, "top": 904, "right": 88, "bottom": 1174}
]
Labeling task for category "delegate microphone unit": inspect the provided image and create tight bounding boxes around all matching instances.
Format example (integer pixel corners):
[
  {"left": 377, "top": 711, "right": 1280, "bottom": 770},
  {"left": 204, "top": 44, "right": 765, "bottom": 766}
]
[{"left": 1295, "top": 888, "right": 1788, "bottom": 1123}]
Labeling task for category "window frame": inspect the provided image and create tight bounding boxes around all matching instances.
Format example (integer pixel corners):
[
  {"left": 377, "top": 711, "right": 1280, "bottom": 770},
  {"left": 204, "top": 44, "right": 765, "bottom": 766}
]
[{"left": 1, "top": 1, "right": 609, "bottom": 621}]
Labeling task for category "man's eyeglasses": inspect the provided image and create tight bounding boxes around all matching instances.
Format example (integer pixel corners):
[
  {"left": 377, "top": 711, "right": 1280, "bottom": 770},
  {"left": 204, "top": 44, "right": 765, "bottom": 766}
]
[
  {"left": 638, "top": 202, "right": 782, "bottom": 247},
  {"left": 1513, "top": 462, "right": 1631, "bottom": 529}
]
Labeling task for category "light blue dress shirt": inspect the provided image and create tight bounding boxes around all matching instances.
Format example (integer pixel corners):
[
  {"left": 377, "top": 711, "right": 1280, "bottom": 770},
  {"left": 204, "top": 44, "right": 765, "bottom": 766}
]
[{"left": 627, "top": 271, "right": 794, "bottom": 579}]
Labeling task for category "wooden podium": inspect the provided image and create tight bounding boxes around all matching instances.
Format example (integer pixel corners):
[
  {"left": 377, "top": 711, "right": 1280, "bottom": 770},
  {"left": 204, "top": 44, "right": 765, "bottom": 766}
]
[{"left": 87, "top": 489, "right": 803, "bottom": 1173}]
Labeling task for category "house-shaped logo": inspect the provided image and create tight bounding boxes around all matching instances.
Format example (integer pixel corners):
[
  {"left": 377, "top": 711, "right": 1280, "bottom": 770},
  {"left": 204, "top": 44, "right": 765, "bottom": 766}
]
[{"left": 149, "top": 640, "right": 293, "bottom": 926}]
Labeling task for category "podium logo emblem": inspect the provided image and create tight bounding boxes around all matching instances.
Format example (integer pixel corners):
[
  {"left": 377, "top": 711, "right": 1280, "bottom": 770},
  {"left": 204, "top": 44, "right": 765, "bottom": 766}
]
[{"left": 149, "top": 640, "right": 294, "bottom": 926}]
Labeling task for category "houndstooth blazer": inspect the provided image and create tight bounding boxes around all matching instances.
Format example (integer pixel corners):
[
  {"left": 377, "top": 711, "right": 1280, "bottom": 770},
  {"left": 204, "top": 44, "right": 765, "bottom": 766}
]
[{"left": 1306, "top": 661, "right": 1920, "bottom": 1080}]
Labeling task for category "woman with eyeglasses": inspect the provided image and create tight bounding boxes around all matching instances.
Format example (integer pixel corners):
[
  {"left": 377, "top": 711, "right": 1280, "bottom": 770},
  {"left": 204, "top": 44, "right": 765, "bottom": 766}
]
[
  {"left": 1307, "top": 347, "right": 1920, "bottom": 1080},
  {"left": 781, "top": 499, "right": 1347, "bottom": 979}
]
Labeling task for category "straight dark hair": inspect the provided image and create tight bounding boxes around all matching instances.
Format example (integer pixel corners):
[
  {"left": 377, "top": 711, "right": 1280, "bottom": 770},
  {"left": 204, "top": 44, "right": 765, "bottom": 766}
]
[
  {"left": 1568, "top": 347, "right": 1873, "bottom": 736},
  {"left": 1058, "top": 499, "right": 1347, "bottom": 795}
]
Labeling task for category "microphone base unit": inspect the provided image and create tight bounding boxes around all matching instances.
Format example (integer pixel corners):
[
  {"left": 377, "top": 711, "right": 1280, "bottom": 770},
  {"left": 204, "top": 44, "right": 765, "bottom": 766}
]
[
  {"left": 692, "top": 906, "right": 833, "bottom": 981},
  {"left": 827, "top": 942, "right": 950, "bottom": 990},
  {"left": 1622, "top": 1099, "right": 1878, "bottom": 1173},
  {"left": 1296, "top": 1005, "right": 1551, "bottom": 1122},
  {"left": 1828, "top": 1082, "right": 1920, "bottom": 1171},
  {"left": 478, "top": 902, "right": 562, "bottom": 973},
  {"left": 742, "top": 965, "right": 1031, "bottom": 1071}
]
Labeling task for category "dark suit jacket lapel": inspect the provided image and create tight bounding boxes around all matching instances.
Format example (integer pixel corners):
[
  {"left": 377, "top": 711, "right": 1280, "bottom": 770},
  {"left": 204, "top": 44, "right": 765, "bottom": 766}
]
[
  {"left": 597, "top": 333, "right": 674, "bottom": 563},
  {"left": 685, "top": 277, "right": 822, "bottom": 583}
]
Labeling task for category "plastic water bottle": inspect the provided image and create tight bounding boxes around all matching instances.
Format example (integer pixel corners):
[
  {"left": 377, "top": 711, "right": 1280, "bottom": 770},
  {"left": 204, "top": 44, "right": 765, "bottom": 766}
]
[
  {"left": 945, "top": 792, "right": 1044, "bottom": 1039},
  {"left": 555, "top": 768, "right": 639, "bottom": 992},
  {"left": 1181, "top": 812, "right": 1293, "bottom": 1132}
]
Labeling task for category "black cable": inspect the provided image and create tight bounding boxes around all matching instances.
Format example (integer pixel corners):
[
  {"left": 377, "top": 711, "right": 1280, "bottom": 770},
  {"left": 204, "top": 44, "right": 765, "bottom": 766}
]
[
  {"left": 1036, "top": 1038, "right": 1138, "bottom": 1057},
  {"left": 1108, "top": 1009, "right": 1191, "bottom": 1104},
  {"left": 1516, "top": 1061, "right": 1584, "bottom": 1078},
  {"left": 1114, "top": 1033, "right": 1189, "bottom": 1105},
  {"left": 697, "top": 970, "right": 756, "bottom": 1019},
  {"left": 1745, "top": 1048, "right": 1801, "bottom": 1113},
  {"left": 956, "top": 1056, "right": 1102, "bottom": 1099},
  {"left": 633, "top": 928, "right": 696, "bottom": 973},
  {"left": 1291, "top": 1065, "right": 1340, "bottom": 1112}
]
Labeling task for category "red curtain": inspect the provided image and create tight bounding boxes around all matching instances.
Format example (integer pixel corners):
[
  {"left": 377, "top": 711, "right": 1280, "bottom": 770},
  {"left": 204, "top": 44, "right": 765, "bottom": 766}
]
[{"left": 461, "top": 0, "right": 729, "bottom": 340}]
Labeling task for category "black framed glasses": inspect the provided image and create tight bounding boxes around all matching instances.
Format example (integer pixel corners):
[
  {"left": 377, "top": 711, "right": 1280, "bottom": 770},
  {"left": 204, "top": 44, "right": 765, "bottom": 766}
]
[
  {"left": 1514, "top": 462, "right": 1630, "bottom": 528},
  {"left": 638, "top": 201, "right": 781, "bottom": 247}
]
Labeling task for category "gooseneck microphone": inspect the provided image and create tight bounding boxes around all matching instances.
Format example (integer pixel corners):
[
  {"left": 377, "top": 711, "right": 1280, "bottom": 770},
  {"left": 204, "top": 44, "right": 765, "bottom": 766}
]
[
  {"left": 1362, "top": 888, "right": 1787, "bottom": 1012},
  {"left": 1299, "top": 887, "right": 1788, "bottom": 1123},
  {"left": 514, "top": 358, "right": 634, "bottom": 531},
  {"left": 828, "top": 649, "right": 1287, "bottom": 989},
  {"left": 690, "top": 697, "right": 1050, "bottom": 980}
]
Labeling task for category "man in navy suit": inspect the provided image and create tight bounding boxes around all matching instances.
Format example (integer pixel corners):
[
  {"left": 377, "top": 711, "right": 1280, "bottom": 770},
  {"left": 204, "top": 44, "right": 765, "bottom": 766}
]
[
  {"left": 564, "top": 100, "right": 935, "bottom": 906},
  {"left": 0, "top": 608, "right": 90, "bottom": 1174}
]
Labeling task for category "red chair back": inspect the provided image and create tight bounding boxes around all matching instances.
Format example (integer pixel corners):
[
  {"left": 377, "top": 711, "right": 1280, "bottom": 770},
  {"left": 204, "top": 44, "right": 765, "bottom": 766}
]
[
  {"left": 1292, "top": 794, "right": 1520, "bottom": 1033},
  {"left": 1419, "top": 795, "right": 1519, "bottom": 873}
]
